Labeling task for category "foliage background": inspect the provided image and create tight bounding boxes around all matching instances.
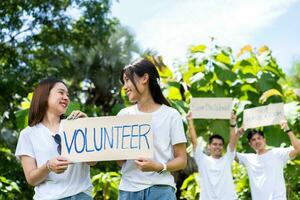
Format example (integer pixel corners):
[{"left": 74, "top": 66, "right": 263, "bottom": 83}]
[{"left": 1, "top": 1, "right": 299, "bottom": 199}]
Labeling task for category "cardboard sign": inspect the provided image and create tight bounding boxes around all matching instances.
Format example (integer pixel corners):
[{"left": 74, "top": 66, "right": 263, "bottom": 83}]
[
  {"left": 243, "top": 103, "right": 285, "bottom": 129},
  {"left": 60, "top": 115, "right": 153, "bottom": 162},
  {"left": 190, "top": 98, "right": 233, "bottom": 119}
]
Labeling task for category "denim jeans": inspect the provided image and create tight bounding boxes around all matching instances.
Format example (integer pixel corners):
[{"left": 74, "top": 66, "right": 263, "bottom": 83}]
[
  {"left": 119, "top": 185, "right": 176, "bottom": 200},
  {"left": 60, "top": 192, "right": 92, "bottom": 200}
]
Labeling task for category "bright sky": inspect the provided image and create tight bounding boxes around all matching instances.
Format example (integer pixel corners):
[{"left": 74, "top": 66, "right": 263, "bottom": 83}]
[{"left": 112, "top": 0, "right": 300, "bottom": 74}]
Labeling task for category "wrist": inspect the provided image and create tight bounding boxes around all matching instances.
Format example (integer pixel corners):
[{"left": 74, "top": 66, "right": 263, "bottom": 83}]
[
  {"left": 188, "top": 120, "right": 194, "bottom": 126},
  {"left": 284, "top": 129, "right": 292, "bottom": 134},
  {"left": 157, "top": 163, "right": 167, "bottom": 174}
]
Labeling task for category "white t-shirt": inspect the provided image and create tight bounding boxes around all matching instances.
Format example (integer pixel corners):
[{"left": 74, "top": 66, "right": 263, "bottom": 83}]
[
  {"left": 194, "top": 144, "right": 237, "bottom": 200},
  {"left": 237, "top": 147, "right": 294, "bottom": 200},
  {"left": 15, "top": 123, "right": 92, "bottom": 200},
  {"left": 117, "top": 104, "right": 187, "bottom": 191}
]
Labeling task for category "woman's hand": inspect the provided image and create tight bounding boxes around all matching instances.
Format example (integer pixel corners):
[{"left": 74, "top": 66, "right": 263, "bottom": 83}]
[
  {"left": 67, "top": 110, "right": 88, "bottom": 119},
  {"left": 48, "top": 156, "right": 69, "bottom": 174},
  {"left": 134, "top": 158, "right": 162, "bottom": 172}
]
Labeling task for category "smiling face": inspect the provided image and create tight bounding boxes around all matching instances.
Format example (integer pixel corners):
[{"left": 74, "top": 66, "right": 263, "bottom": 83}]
[
  {"left": 47, "top": 82, "right": 70, "bottom": 116},
  {"left": 208, "top": 138, "right": 224, "bottom": 158},
  {"left": 249, "top": 133, "right": 266, "bottom": 153},
  {"left": 122, "top": 73, "right": 148, "bottom": 103}
]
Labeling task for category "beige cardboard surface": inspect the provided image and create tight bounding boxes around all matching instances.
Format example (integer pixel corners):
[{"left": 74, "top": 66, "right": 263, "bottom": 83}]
[
  {"left": 60, "top": 115, "right": 153, "bottom": 162},
  {"left": 190, "top": 98, "right": 233, "bottom": 119},
  {"left": 243, "top": 103, "right": 285, "bottom": 129}
]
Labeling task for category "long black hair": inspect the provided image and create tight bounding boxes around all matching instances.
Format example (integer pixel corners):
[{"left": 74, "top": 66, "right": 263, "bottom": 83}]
[{"left": 120, "top": 58, "right": 170, "bottom": 106}]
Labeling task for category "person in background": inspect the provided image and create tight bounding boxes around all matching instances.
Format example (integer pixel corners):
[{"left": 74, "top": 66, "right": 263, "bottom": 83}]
[
  {"left": 236, "top": 121, "right": 300, "bottom": 200},
  {"left": 187, "top": 111, "right": 240, "bottom": 200}
]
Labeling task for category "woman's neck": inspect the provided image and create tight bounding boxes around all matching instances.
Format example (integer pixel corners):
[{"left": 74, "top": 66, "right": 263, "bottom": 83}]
[
  {"left": 137, "top": 95, "right": 160, "bottom": 113},
  {"left": 42, "top": 112, "right": 60, "bottom": 134}
]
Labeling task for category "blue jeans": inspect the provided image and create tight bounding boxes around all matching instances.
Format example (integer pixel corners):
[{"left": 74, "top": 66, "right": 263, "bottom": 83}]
[
  {"left": 60, "top": 192, "right": 92, "bottom": 200},
  {"left": 119, "top": 185, "right": 176, "bottom": 200}
]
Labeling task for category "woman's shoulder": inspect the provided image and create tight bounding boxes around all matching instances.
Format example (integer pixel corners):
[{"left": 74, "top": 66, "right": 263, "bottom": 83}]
[
  {"left": 117, "top": 105, "right": 136, "bottom": 115},
  {"left": 20, "top": 124, "right": 42, "bottom": 136},
  {"left": 161, "top": 104, "right": 181, "bottom": 116}
]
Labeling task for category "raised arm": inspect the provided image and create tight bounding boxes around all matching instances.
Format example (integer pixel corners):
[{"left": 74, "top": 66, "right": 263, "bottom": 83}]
[
  {"left": 229, "top": 112, "right": 241, "bottom": 152},
  {"left": 281, "top": 120, "right": 300, "bottom": 159},
  {"left": 186, "top": 111, "right": 198, "bottom": 150}
]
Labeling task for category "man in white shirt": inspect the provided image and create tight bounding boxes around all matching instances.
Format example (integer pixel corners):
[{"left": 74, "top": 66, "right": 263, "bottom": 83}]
[
  {"left": 237, "top": 121, "right": 300, "bottom": 200},
  {"left": 187, "top": 112, "right": 240, "bottom": 200}
]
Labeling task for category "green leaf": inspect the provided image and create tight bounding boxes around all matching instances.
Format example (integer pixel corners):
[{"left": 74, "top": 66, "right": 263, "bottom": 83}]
[
  {"left": 259, "top": 89, "right": 282, "bottom": 103},
  {"left": 216, "top": 52, "right": 232, "bottom": 66},
  {"left": 213, "top": 61, "right": 236, "bottom": 82},
  {"left": 14, "top": 108, "right": 29, "bottom": 130},
  {"left": 263, "top": 126, "right": 290, "bottom": 147},
  {"left": 190, "top": 72, "right": 205, "bottom": 84},
  {"left": 190, "top": 44, "right": 207, "bottom": 53},
  {"left": 65, "top": 101, "right": 81, "bottom": 116},
  {"left": 209, "top": 120, "right": 230, "bottom": 143},
  {"left": 257, "top": 72, "right": 278, "bottom": 92},
  {"left": 241, "top": 84, "right": 258, "bottom": 93}
]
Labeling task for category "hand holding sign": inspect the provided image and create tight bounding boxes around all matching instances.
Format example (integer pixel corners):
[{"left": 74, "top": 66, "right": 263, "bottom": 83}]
[
  {"left": 67, "top": 110, "right": 88, "bottom": 120},
  {"left": 134, "top": 158, "right": 162, "bottom": 172},
  {"left": 47, "top": 156, "right": 70, "bottom": 174}
]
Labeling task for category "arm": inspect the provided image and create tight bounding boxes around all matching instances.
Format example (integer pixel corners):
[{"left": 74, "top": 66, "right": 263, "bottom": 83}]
[
  {"left": 186, "top": 111, "right": 198, "bottom": 150},
  {"left": 165, "top": 143, "right": 187, "bottom": 171},
  {"left": 229, "top": 112, "right": 243, "bottom": 152},
  {"left": 134, "top": 143, "right": 187, "bottom": 172},
  {"left": 20, "top": 155, "right": 69, "bottom": 186},
  {"left": 281, "top": 120, "right": 300, "bottom": 159}
]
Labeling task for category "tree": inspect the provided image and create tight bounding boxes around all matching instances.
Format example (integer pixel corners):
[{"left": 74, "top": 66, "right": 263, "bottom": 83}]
[
  {"left": 0, "top": 1, "right": 133, "bottom": 199},
  {"left": 0, "top": 0, "right": 116, "bottom": 133}
]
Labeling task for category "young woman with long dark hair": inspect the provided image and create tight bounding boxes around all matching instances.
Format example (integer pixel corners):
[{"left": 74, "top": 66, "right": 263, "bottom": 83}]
[{"left": 117, "top": 58, "right": 187, "bottom": 200}]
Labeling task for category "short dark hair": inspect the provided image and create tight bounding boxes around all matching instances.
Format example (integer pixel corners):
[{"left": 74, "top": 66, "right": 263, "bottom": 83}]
[
  {"left": 29, "top": 77, "right": 66, "bottom": 127},
  {"left": 247, "top": 129, "right": 264, "bottom": 142},
  {"left": 209, "top": 134, "right": 225, "bottom": 145}
]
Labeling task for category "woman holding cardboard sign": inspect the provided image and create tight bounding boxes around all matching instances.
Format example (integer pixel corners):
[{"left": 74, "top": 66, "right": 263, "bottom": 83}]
[
  {"left": 15, "top": 78, "right": 94, "bottom": 200},
  {"left": 117, "top": 58, "right": 187, "bottom": 200}
]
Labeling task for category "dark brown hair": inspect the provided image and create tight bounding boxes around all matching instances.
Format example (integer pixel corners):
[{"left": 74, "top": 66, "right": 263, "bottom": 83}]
[
  {"left": 208, "top": 134, "right": 225, "bottom": 145},
  {"left": 28, "top": 78, "right": 67, "bottom": 127},
  {"left": 120, "top": 58, "right": 170, "bottom": 106},
  {"left": 247, "top": 129, "right": 264, "bottom": 142}
]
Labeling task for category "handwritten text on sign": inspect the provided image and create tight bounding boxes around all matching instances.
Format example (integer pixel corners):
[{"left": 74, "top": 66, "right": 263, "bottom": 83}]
[
  {"left": 60, "top": 115, "right": 153, "bottom": 162},
  {"left": 190, "top": 98, "right": 233, "bottom": 119},
  {"left": 243, "top": 103, "right": 285, "bottom": 129}
]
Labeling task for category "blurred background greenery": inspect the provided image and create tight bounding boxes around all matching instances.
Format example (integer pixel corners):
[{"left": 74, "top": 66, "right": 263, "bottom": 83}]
[{"left": 1, "top": 0, "right": 299, "bottom": 199}]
